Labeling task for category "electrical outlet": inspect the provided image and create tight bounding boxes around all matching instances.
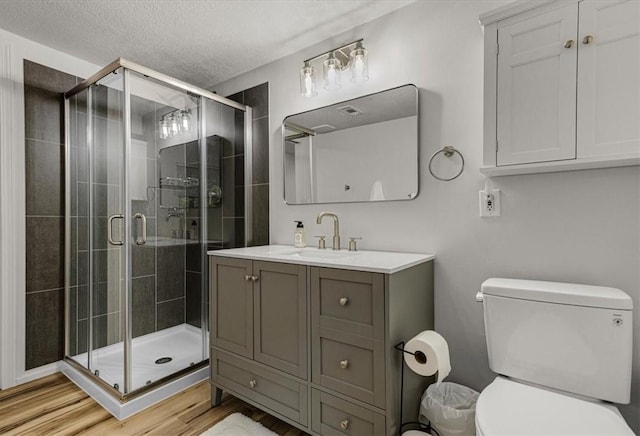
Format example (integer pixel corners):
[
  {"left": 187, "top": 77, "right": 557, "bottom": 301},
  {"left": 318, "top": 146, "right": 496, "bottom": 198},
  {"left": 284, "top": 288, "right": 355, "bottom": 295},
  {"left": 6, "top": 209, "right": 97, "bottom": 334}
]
[{"left": 479, "top": 189, "right": 501, "bottom": 217}]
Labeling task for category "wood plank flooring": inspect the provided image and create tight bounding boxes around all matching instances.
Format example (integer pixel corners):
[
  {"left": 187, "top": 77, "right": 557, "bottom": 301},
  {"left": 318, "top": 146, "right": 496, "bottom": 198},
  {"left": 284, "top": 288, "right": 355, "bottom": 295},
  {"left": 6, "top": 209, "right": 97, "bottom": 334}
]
[{"left": 0, "top": 373, "right": 308, "bottom": 435}]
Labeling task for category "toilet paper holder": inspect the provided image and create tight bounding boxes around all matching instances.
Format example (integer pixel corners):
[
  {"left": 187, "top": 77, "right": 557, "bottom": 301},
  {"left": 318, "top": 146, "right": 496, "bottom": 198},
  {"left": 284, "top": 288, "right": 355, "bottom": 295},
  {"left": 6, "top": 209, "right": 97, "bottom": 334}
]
[{"left": 395, "top": 341, "right": 439, "bottom": 436}]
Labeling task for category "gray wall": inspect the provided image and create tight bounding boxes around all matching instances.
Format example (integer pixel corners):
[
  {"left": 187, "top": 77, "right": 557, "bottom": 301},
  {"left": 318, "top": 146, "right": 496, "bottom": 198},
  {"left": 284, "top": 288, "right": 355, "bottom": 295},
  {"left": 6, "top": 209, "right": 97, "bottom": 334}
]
[{"left": 213, "top": 1, "right": 640, "bottom": 431}]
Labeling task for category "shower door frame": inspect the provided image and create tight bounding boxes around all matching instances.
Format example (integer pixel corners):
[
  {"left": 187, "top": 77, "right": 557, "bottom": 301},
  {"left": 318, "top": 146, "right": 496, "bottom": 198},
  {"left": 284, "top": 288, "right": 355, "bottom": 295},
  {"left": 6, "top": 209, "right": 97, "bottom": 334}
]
[{"left": 64, "top": 58, "right": 251, "bottom": 401}]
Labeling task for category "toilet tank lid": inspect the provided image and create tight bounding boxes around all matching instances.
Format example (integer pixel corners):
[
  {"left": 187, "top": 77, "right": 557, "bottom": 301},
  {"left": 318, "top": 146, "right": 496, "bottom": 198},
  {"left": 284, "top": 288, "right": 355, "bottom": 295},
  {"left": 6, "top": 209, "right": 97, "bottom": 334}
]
[{"left": 481, "top": 278, "right": 633, "bottom": 310}]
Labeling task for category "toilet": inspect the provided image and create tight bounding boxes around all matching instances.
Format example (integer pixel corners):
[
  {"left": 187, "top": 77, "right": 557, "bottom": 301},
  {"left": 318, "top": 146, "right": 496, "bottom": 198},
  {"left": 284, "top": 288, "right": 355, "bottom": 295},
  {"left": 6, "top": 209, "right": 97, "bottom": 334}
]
[{"left": 475, "top": 278, "right": 634, "bottom": 436}]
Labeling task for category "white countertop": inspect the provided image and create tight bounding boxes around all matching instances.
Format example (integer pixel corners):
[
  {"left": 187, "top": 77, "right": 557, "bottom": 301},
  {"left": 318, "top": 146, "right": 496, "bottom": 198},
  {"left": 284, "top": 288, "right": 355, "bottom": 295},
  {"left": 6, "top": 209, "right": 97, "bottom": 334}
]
[{"left": 207, "top": 245, "right": 435, "bottom": 274}]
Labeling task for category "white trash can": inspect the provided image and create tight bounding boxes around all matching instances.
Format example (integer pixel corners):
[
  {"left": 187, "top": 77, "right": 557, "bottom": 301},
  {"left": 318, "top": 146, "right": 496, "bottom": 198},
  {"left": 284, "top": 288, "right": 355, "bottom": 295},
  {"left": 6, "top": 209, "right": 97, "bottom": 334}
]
[{"left": 419, "top": 382, "right": 479, "bottom": 436}]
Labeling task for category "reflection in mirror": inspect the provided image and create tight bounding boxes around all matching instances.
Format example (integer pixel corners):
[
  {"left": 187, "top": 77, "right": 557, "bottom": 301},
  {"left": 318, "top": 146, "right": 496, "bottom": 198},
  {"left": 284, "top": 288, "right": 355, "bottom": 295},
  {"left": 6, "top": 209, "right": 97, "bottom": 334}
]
[{"left": 283, "top": 84, "right": 418, "bottom": 204}]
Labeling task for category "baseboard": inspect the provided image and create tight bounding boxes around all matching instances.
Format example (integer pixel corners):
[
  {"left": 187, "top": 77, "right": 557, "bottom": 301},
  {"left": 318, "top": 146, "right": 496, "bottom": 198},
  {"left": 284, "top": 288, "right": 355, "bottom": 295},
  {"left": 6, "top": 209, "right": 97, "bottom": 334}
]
[{"left": 15, "top": 360, "right": 61, "bottom": 385}]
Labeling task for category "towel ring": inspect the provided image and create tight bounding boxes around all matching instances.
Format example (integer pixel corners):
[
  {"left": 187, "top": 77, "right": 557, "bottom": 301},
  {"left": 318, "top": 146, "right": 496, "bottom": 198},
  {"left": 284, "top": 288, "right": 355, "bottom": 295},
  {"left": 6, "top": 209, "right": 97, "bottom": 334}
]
[{"left": 428, "top": 146, "right": 464, "bottom": 181}]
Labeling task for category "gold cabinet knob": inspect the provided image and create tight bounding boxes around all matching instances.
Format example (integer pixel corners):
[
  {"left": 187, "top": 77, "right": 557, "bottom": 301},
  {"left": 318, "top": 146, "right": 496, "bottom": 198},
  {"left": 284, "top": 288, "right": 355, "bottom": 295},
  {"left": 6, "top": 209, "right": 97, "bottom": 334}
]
[
  {"left": 340, "top": 359, "right": 349, "bottom": 369},
  {"left": 340, "top": 419, "right": 350, "bottom": 430},
  {"left": 563, "top": 39, "right": 574, "bottom": 48},
  {"left": 582, "top": 35, "right": 594, "bottom": 44},
  {"left": 249, "top": 379, "right": 257, "bottom": 388},
  {"left": 339, "top": 297, "right": 349, "bottom": 306}
]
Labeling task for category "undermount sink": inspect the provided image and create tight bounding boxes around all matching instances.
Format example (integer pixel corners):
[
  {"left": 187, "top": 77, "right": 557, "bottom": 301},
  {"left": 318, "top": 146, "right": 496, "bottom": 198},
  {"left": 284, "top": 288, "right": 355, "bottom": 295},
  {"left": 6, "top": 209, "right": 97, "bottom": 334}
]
[{"left": 290, "top": 249, "right": 361, "bottom": 260}]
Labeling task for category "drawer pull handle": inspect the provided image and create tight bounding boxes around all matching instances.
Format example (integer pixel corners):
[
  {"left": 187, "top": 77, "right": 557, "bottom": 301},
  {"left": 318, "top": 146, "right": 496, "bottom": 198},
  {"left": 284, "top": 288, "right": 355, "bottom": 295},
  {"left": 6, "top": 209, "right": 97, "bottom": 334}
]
[
  {"left": 340, "top": 419, "right": 350, "bottom": 430},
  {"left": 339, "top": 297, "right": 349, "bottom": 306},
  {"left": 340, "top": 359, "right": 349, "bottom": 369},
  {"left": 582, "top": 35, "right": 594, "bottom": 45},
  {"left": 249, "top": 379, "right": 257, "bottom": 388},
  {"left": 244, "top": 275, "right": 252, "bottom": 281},
  {"left": 563, "top": 39, "right": 574, "bottom": 48},
  {"left": 251, "top": 275, "right": 259, "bottom": 282}
]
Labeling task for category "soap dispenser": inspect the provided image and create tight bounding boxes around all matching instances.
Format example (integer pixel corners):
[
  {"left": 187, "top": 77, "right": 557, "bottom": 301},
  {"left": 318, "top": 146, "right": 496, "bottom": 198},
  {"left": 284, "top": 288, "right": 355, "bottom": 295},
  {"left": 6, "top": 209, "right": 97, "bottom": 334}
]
[{"left": 294, "top": 221, "right": 306, "bottom": 248}]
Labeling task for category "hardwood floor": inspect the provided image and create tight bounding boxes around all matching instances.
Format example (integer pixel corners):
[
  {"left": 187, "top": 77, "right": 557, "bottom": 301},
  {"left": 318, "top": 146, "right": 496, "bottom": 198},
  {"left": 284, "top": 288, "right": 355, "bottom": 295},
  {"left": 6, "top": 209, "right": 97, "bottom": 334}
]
[{"left": 0, "top": 373, "right": 308, "bottom": 435}]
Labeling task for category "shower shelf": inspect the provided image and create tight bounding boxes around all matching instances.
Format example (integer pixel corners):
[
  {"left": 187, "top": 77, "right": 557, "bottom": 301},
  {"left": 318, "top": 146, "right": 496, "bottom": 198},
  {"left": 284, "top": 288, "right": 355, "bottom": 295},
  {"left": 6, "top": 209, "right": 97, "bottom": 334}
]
[{"left": 159, "top": 176, "right": 200, "bottom": 189}]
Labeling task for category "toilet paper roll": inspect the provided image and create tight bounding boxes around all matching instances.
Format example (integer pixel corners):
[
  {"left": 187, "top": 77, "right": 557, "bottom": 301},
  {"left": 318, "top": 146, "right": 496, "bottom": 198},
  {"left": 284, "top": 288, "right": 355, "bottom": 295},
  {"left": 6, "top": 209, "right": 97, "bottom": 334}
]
[{"left": 404, "top": 330, "right": 451, "bottom": 384}]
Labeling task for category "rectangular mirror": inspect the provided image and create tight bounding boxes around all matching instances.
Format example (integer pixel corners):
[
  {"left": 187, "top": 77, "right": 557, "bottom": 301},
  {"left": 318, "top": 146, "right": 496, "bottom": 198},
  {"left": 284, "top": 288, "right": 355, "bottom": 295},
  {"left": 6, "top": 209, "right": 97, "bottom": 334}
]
[{"left": 283, "top": 84, "right": 418, "bottom": 204}]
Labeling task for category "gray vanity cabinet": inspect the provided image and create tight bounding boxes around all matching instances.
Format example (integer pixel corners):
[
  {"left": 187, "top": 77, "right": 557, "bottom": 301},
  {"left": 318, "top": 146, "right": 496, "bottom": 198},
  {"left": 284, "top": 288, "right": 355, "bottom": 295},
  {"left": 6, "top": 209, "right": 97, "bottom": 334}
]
[
  {"left": 253, "top": 261, "right": 307, "bottom": 378},
  {"left": 210, "top": 257, "right": 253, "bottom": 358},
  {"left": 311, "top": 268, "right": 386, "bottom": 408},
  {"left": 210, "top": 251, "right": 434, "bottom": 436},
  {"left": 210, "top": 257, "right": 307, "bottom": 377}
]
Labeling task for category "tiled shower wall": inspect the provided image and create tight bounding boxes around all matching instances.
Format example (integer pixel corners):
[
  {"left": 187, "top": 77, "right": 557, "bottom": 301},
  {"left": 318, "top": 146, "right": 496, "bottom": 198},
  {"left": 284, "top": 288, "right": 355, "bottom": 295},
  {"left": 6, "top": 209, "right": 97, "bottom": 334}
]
[
  {"left": 24, "top": 60, "right": 78, "bottom": 369},
  {"left": 227, "top": 82, "right": 270, "bottom": 246}
]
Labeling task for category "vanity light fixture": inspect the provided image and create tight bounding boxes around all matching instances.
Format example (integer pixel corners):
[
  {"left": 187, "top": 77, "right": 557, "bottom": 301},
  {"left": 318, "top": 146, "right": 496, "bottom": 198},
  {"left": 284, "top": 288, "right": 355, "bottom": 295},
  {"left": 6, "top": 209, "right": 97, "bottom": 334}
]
[
  {"left": 299, "top": 39, "right": 369, "bottom": 98},
  {"left": 159, "top": 108, "right": 192, "bottom": 139}
]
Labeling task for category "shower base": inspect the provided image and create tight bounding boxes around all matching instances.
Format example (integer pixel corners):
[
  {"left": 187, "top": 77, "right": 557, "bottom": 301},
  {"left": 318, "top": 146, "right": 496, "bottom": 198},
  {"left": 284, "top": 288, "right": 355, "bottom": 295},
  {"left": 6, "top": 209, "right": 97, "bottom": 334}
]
[{"left": 62, "top": 324, "right": 209, "bottom": 420}]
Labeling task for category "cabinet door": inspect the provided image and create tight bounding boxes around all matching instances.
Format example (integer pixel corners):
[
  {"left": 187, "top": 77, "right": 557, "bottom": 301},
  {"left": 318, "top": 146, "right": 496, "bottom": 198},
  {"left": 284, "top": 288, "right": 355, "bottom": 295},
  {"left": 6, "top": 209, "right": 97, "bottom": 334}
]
[
  {"left": 253, "top": 261, "right": 307, "bottom": 379},
  {"left": 210, "top": 257, "right": 253, "bottom": 358},
  {"left": 497, "top": 4, "right": 578, "bottom": 165},
  {"left": 577, "top": 0, "right": 640, "bottom": 158}
]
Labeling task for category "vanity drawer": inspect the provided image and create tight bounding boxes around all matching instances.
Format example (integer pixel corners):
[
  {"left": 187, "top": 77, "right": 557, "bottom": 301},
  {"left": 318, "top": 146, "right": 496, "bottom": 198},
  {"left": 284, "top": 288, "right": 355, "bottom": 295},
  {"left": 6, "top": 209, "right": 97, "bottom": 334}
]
[
  {"left": 312, "top": 327, "right": 385, "bottom": 408},
  {"left": 311, "top": 389, "right": 386, "bottom": 436},
  {"left": 212, "top": 349, "right": 308, "bottom": 426},
  {"left": 311, "top": 267, "right": 384, "bottom": 340}
]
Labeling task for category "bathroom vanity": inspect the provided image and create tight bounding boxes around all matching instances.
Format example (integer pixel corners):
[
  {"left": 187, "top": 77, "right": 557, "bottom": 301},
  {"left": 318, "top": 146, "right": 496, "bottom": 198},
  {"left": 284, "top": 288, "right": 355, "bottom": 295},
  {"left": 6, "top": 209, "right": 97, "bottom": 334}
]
[{"left": 208, "top": 245, "right": 435, "bottom": 435}]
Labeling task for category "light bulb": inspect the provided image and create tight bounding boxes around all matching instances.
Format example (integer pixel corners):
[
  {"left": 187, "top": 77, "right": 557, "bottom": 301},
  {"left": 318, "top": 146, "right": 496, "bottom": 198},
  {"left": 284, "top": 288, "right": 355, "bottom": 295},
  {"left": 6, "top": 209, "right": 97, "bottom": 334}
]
[
  {"left": 299, "top": 61, "right": 317, "bottom": 97},
  {"left": 323, "top": 52, "right": 342, "bottom": 90},
  {"left": 350, "top": 42, "right": 369, "bottom": 83}
]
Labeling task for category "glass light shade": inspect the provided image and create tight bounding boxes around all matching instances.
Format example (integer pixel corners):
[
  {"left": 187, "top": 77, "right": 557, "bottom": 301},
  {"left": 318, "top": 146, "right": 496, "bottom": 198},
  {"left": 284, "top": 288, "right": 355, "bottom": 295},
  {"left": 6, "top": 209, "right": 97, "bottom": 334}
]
[
  {"left": 323, "top": 52, "right": 342, "bottom": 91},
  {"left": 159, "top": 118, "right": 169, "bottom": 139},
  {"left": 350, "top": 43, "right": 369, "bottom": 83},
  {"left": 299, "top": 62, "right": 317, "bottom": 98},
  {"left": 169, "top": 114, "right": 179, "bottom": 136},
  {"left": 180, "top": 110, "right": 191, "bottom": 131}
]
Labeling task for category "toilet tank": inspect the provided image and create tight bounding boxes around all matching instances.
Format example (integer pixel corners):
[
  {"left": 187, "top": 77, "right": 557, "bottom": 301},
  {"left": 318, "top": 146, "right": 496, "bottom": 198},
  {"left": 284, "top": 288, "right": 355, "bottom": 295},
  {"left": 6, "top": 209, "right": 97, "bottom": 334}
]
[{"left": 480, "top": 278, "right": 633, "bottom": 404}]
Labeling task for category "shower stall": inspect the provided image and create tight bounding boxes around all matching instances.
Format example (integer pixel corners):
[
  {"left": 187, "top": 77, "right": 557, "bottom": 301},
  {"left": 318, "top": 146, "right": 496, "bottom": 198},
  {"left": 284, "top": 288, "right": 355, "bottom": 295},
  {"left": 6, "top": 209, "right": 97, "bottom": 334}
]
[{"left": 63, "top": 58, "right": 251, "bottom": 418}]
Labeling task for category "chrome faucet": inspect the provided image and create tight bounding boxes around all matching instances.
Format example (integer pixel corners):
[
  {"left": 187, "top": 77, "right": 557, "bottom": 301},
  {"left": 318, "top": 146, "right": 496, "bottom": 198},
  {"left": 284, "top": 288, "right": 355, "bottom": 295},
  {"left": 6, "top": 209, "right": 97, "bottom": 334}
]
[
  {"left": 316, "top": 211, "right": 340, "bottom": 250},
  {"left": 165, "top": 208, "right": 184, "bottom": 239}
]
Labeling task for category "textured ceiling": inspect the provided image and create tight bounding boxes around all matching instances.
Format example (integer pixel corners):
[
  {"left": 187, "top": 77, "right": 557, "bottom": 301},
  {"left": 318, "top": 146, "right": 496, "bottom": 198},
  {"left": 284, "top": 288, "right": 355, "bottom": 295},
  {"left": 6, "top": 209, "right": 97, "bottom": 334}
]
[{"left": 0, "top": 0, "right": 414, "bottom": 88}]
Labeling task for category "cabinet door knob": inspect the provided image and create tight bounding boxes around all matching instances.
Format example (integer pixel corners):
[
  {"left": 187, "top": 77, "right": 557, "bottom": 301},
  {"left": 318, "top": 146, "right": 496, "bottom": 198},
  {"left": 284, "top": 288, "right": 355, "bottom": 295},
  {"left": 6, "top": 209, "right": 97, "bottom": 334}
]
[
  {"left": 340, "top": 359, "right": 349, "bottom": 369},
  {"left": 582, "top": 35, "right": 594, "bottom": 44},
  {"left": 563, "top": 39, "right": 574, "bottom": 48},
  {"left": 250, "top": 275, "right": 259, "bottom": 282},
  {"left": 249, "top": 379, "right": 257, "bottom": 388},
  {"left": 339, "top": 297, "right": 349, "bottom": 306},
  {"left": 340, "top": 419, "right": 350, "bottom": 430},
  {"left": 244, "top": 274, "right": 252, "bottom": 281}
]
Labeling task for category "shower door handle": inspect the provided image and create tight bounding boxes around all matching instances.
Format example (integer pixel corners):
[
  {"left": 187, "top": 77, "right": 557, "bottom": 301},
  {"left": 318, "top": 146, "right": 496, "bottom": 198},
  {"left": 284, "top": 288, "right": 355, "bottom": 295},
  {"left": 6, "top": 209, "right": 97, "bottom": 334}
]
[
  {"left": 108, "top": 214, "right": 124, "bottom": 246},
  {"left": 134, "top": 213, "right": 147, "bottom": 245}
]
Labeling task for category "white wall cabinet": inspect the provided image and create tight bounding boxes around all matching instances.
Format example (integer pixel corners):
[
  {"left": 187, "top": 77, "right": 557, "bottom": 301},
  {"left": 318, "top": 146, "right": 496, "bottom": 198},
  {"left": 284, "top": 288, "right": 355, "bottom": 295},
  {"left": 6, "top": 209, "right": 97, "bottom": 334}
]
[{"left": 481, "top": 0, "right": 640, "bottom": 175}]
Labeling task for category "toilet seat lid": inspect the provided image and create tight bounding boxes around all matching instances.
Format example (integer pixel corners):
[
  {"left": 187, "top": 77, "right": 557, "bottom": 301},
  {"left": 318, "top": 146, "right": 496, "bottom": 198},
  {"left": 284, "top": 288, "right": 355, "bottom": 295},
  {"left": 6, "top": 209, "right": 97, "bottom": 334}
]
[{"left": 476, "top": 377, "right": 634, "bottom": 436}]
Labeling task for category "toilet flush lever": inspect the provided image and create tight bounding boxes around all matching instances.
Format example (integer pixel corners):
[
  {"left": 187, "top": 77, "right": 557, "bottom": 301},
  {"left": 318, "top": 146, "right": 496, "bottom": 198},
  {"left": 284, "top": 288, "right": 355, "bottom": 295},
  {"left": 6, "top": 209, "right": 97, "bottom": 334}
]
[{"left": 476, "top": 291, "right": 484, "bottom": 302}]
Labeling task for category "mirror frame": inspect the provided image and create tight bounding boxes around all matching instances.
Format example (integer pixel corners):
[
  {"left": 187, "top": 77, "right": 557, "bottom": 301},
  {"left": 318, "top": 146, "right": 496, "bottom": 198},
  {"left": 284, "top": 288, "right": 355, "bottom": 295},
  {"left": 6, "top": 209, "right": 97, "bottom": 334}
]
[{"left": 281, "top": 84, "right": 419, "bottom": 205}]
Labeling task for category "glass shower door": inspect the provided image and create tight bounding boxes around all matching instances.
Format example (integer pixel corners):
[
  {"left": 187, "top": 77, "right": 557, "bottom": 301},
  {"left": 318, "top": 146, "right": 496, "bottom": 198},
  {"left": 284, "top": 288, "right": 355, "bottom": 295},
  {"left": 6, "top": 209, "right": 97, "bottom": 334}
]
[
  {"left": 66, "top": 69, "right": 127, "bottom": 393},
  {"left": 88, "top": 72, "right": 126, "bottom": 393},
  {"left": 126, "top": 71, "right": 206, "bottom": 391}
]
